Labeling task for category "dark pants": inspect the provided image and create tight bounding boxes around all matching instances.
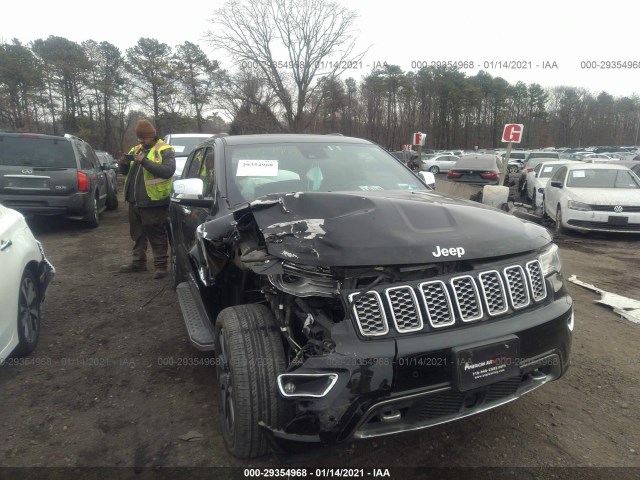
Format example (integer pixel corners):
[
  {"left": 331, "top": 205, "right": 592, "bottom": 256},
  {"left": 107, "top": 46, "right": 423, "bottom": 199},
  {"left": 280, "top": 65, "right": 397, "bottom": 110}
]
[{"left": 128, "top": 203, "right": 169, "bottom": 270}]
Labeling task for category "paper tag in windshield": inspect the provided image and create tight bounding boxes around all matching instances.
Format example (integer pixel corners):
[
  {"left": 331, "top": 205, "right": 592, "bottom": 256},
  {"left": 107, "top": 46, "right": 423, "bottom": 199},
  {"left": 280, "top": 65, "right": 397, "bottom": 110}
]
[
  {"left": 173, "top": 146, "right": 185, "bottom": 153},
  {"left": 237, "top": 160, "right": 279, "bottom": 177},
  {"left": 572, "top": 170, "right": 586, "bottom": 178},
  {"left": 543, "top": 166, "right": 554, "bottom": 173}
]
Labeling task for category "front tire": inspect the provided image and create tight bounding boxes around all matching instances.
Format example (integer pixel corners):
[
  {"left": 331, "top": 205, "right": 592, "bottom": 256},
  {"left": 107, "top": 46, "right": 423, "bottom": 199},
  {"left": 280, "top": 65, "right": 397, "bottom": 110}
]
[
  {"left": 555, "top": 207, "right": 569, "bottom": 234},
  {"left": 214, "top": 304, "right": 289, "bottom": 458},
  {"left": 13, "top": 269, "right": 41, "bottom": 357},
  {"left": 429, "top": 166, "right": 440, "bottom": 174}
]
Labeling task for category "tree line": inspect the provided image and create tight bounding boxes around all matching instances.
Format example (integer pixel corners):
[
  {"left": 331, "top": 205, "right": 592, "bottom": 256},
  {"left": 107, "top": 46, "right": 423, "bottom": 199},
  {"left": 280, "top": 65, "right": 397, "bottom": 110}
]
[{"left": 2, "top": 35, "right": 639, "bottom": 155}]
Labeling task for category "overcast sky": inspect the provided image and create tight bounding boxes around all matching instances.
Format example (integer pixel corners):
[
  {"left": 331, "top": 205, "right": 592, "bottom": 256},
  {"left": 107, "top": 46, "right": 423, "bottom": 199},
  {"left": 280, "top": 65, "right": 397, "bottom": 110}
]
[{"left": 3, "top": 0, "right": 639, "bottom": 97}]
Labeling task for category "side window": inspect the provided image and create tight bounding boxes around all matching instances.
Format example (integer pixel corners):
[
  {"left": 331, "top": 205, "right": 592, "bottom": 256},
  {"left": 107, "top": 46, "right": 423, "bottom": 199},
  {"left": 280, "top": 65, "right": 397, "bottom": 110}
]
[
  {"left": 75, "top": 142, "right": 93, "bottom": 170},
  {"left": 199, "top": 147, "right": 216, "bottom": 197},
  {"left": 534, "top": 163, "right": 543, "bottom": 175},
  {"left": 86, "top": 146, "right": 101, "bottom": 170},
  {"left": 550, "top": 166, "right": 566, "bottom": 184},
  {"left": 184, "top": 148, "right": 205, "bottom": 179}
]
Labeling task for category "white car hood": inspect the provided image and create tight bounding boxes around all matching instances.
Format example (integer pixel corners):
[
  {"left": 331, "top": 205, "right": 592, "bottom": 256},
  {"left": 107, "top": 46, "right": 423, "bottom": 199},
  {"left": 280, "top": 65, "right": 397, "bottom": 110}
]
[{"left": 568, "top": 188, "right": 640, "bottom": 205}]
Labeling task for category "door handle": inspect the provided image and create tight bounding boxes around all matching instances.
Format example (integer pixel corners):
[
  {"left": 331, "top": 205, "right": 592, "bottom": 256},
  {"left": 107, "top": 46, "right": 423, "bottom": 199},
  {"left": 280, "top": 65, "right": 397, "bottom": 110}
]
[{"left": 0, "top": 240, "right": 12, "bottom": 251}]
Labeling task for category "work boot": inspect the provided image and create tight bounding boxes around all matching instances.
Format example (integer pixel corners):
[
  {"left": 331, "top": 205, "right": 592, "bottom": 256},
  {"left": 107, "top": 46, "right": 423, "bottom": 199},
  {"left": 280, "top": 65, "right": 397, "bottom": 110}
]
[
  {"left": 153, "top": 269, "right": 168, "bottom": 279},
  {"left": 119, "top": 263, "right": 148, "bottom": 273}
]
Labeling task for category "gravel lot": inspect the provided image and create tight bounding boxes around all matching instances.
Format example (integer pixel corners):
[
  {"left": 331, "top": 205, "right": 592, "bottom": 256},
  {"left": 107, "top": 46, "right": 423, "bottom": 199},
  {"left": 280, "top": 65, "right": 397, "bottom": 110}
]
[{"left": 1, "top": 182, "right": 639, "bottom": 478}]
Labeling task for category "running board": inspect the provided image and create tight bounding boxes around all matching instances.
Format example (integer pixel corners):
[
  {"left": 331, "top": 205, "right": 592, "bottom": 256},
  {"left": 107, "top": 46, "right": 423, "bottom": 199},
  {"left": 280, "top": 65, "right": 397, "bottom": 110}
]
[{"left": 176, "top": 280, "right": 215, "bottom": 350}]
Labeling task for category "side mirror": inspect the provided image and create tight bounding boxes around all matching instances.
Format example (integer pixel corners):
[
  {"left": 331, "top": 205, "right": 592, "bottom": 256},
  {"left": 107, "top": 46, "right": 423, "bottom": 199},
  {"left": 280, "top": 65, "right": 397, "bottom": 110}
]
[
  {"left": 171, "top": 178, "right": 214, "bottom": 207},
  {"left": 550, "top": 181, "right": 562, "bottom": 188},
  {"left": 418, "top": 171, "right": 436, "bottom": 189}
]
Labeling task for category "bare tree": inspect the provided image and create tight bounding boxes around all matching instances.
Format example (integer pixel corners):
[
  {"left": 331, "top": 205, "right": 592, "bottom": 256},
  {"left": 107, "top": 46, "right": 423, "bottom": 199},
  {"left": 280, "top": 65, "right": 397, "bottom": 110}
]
[{"left": 205, "top": 0, "right": 367, "bottom": 133}]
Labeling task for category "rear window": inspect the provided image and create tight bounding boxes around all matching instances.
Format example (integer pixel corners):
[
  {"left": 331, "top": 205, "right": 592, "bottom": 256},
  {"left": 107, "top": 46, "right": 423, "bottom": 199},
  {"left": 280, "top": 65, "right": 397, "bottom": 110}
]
[
  {"left": 0, "top": 136, "right": 76, "bottom": 168},
  {"left": 529, "top": 152, "right": 559, "bottom": 159}
]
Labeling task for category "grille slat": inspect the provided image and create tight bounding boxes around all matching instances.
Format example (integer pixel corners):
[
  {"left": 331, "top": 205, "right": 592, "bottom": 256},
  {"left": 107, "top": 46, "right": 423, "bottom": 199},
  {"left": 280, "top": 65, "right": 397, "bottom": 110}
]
[
  {"left": 418, "top": 280, "right": 455, "bottom": 328},
  {"left": 478, "top": 270, "right": 508, "bottom": 316},
  {"left": 525, "top": 260, "right": 546, "bottom": 302},
  {"left": 504, "top": 266, "right": 531, "bottom": 309},
  {"left": 450, "top": 275, "right": 483, "bottom": 322},
  {"left": 385, "top": 286, "right": 423, "bottom": 333},
  {"left": 349, "top": 292, "right": 389, "bottom": 336},
  {"left": 350, "top": 260, "right": 547, "bottom": 337}
]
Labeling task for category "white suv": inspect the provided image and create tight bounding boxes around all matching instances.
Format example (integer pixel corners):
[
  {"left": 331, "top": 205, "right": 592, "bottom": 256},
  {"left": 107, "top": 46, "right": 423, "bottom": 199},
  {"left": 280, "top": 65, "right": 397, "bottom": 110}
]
[{"left": 163, "top": 133, "right": 215, "bottom": 178}]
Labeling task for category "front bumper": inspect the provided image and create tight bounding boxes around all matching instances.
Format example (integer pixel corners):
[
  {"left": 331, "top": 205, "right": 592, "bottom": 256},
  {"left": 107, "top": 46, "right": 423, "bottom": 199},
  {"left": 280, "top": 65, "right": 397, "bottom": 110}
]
[
  {"left": 564, "top": 209, "right": 640, "bottom": 233},
  {"left": 263, "top": 279, "right": 573, "bottom": 449},
  {"left": 37, "top": 241, "right": 56, "bottom": 299}
]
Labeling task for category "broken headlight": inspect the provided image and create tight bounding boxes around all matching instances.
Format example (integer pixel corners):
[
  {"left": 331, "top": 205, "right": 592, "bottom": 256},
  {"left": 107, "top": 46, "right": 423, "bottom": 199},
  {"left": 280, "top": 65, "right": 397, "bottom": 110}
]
[{"left": 539, "top": 243, "right": 562, "bottom": 276}]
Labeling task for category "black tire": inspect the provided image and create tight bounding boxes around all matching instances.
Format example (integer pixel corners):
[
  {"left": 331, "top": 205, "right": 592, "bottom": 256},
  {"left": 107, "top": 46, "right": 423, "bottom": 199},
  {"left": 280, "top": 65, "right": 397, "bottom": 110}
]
[
  {"left": 509, "top": 165, "right": 519, "bottom": 174},
  {"left": 429, "top": 166, "right": 440, "bottom": 174},
  {"left": 13, "top": 269, "right": 41, "bottom": 357},
  {"left": 83, "top": 194, "right": 99, "bottom": 228},
  {"left": 214, "top": 304, "right": 289, "bottom": 458},
  {"left": 555, "top": 207, "right": 568, "bottom": 235},
  {"left": 105, "top": 182, "right": 118, "bottom": 211}
]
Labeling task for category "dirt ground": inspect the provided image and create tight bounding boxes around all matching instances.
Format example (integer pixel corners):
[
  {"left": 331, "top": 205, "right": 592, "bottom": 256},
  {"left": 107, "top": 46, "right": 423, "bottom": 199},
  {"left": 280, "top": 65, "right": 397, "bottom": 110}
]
[{"left": 1, "top": 179, "right": 639, "bottom": 477}]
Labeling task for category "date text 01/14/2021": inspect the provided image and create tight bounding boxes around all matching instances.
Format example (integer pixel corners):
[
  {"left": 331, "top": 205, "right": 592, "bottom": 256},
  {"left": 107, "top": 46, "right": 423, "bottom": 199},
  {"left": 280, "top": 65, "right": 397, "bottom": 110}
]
[{"left": 243, "top": 468, "right": 391, "bottom": 478}]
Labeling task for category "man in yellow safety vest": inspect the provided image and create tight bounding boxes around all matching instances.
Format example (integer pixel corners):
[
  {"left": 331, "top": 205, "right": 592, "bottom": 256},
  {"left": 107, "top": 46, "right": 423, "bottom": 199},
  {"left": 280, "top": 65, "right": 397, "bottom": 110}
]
[{"left": 119, "top": 119, "right": 176, "bottom": 279}]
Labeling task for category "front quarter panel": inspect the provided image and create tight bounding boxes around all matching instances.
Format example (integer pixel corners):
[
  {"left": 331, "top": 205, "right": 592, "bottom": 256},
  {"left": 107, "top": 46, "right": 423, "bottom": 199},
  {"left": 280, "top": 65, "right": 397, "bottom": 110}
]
[{"left": 0, "top": 210, "right": 42, "bottom": 362}]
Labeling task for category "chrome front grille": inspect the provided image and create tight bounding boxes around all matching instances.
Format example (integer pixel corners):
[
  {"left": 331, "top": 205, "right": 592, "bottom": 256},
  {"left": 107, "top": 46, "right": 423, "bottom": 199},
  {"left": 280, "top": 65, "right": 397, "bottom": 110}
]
[{"left": 349, "top": 260, "right": 547, "bottom": 337}]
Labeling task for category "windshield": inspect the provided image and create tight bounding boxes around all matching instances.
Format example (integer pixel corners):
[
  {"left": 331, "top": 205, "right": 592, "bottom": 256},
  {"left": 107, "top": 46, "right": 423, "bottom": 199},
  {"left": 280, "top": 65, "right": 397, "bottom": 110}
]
[
  {"left": 167, "top": 136, "right": 211, "bottom": 157},
  {"left": 225, "top": 142, "right": 426, "bottom": 204},
  {"left": 566, "top": 169, "right": 640, "bottom": 188},
  {"left": 0, "top": 136, "right": 76, "bottom": 168},
  {"left": 539, "top": 164, "right": 566, "bottom": 178}
]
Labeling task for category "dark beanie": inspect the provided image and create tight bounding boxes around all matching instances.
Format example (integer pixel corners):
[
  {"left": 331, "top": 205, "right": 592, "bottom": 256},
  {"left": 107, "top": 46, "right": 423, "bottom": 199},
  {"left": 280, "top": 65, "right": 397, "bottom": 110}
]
[{"left": 135, "top": 119, "right": 157, "bottom": 138}]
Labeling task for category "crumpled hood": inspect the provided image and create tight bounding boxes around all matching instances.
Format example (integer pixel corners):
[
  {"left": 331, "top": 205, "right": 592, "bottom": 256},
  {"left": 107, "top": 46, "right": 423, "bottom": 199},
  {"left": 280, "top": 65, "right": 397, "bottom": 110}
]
[{"left": 249, "top": 190, "right": 551, "bottom": 267}]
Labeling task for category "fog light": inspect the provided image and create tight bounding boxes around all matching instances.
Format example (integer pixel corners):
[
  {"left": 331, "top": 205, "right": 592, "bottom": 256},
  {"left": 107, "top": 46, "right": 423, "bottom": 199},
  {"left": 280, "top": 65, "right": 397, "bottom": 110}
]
[{"left": 277, "top": 373, "right": 339, "bottom": 398}]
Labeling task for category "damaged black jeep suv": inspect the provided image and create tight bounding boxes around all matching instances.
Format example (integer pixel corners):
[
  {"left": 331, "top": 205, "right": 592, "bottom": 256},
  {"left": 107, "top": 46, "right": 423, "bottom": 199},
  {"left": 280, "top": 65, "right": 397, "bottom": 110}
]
[{"left": 168, "top": 134, "right": 573, "bottom": 458}]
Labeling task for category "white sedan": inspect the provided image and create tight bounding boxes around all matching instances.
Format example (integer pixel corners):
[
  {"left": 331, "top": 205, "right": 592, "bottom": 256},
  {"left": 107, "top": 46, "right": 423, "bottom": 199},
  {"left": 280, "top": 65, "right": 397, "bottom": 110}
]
[
  {"left": 543, "top": 163, "right": 640, "bottom": 234},
  {"left": 525, "top": 160, "right": 577, "bottom": 208},
  {"left": 0, "top": 205, "right": 55, "bottom": 363}
]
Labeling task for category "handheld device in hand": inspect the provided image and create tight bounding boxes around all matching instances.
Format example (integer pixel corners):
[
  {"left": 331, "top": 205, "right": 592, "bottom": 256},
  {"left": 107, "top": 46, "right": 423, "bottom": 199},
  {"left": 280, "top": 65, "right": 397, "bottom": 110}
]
[{"left": 124, "top": 154, "right": 136, "bottom": 161}]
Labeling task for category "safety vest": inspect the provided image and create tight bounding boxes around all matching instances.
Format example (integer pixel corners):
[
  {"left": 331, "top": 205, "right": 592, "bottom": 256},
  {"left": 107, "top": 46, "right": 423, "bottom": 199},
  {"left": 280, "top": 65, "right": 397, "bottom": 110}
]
[{"left": 125, "top": 140, "right": 174, "bottom": 201}]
